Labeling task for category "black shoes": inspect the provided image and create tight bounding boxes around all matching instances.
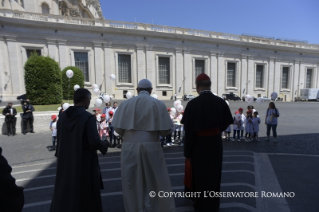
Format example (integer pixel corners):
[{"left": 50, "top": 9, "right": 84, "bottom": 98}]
[{"left": 30, "top": 131, "right": 35, "bottom": 133}]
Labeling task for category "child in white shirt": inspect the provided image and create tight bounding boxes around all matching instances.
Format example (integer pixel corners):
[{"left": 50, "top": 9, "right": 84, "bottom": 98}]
[
  {"left": 252, "top": 111, "right": 261, "bottom": 141},
  {"left": 49, "top": 115, "right": 57, "bottom": 150},
  {"left": 245, "top": 111, "right": 253, "bottom": 142}
]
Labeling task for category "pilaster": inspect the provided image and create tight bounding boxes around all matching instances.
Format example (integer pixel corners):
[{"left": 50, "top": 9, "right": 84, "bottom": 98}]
[
  {"left": 183, "top": 50, "right": 192, "bottom": 95},
  {"left": 247, "top": 56, "right": 254, "bottom": 95},
  {"left": 146, "top": 45, "right": 155, "bottom": 90},
  {"left": 57, "top": 40, "right": 67, "bottom": 70},
  {"left": 6, "top": 36, "right": 23, "bottom": 95},
  {"left": 175, "top": 48, "right": 183, "bottom": 96},
  {"left": 241, "top": 54, "right": 248, "bottom": 96},
  {"left": 210, "top": 52, "right": 217, "bottom": 93},
  {"left": 299, "top": 61, "right": 305, "bottom": 90},
  {"left": 103, "top": 42, "right": 112, "bottom": 95},
  {"left": 47, "top": 39, "right": 57, "bottom": 61},
  {"left": 217, "top": 52, "right": 224, "bottom": 96},
  {"left": 93, "top": 42, "right": 103, "bottom": 87},
  {"left": 274, "top": 58, "right": 281, "bottom": 93},
  {"left": 136, "top": 45, "right": 146, "bottom": 82},
  {"left": 268, "top": 57, "right": 275, "bottom": 95},
  {"left": 292, "top": 60, "right": 300, "bottom": 99}
]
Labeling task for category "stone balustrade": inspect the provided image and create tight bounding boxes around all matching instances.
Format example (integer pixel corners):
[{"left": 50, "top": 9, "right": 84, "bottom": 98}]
[
  {"left": 0, "top": 112, "right": 58, "bottom": 135},
  {"left": 1, "top": 9, "right": 318, "bottom": 51}
]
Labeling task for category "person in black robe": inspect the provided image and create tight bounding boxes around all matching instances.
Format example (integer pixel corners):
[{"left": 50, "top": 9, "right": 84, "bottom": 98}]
[
  {"left": 0, "top": 147, "right": 24, "bottom": 212},
  {"left": 181, "top": 73, "right": 233, "bottom": 212},
  {"left": 2, "top": 102, "right": 17, "bottom": 136},
  {"left": 50, "top": 88, "right": 108, "bottom": 212},
  {"left": 22, "top": 100, "right": 35, "bottom": 134}
]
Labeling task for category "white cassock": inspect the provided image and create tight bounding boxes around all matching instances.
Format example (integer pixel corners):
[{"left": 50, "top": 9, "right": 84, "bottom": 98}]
[{"left": 112, "top": 90, "right": 175, "bottom": 212}]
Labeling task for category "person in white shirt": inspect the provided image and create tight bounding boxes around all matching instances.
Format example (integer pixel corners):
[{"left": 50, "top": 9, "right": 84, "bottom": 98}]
[
  {"left": 265, "top": 102, "right": 280, "bottom": 142},
  {"left": 49, "top": 115, "right": 58, "bottom": 150},
  {"left": 102, "top": 102, "right": 113, "bottom": 120},
  {"left": 112, "top": 102, "right": 118, "bottom": 115},
  {"left": 238, "top": 108, "right": 246, "bottom": 140},
  {"left": 252, "top": 111, "right": 261, "bottom": 141}
]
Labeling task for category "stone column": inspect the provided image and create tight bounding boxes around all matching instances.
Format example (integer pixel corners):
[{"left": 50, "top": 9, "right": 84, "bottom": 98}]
[
  {"left": 47, "top": 39, "right": 57, "bottom": 61},
  {"left": 6, "top": 36, "right": 23, "bottom": 96},
  {"left": 183, "top": 50, "right": 192, "bottom": 95},
  {"left": 93, "top": 42, "right": 103, "bottom": 87},
  {"left": 217, "top": 53, "right": 224, "bottom": 96},
  {"left": 274, "top": 58, "right": 281, "bottom": 93},
  {"left": 145, "top": 45, "right": 154, "bottom": 91},
  {"left": 241, "top": 55, "right": 248, "bottom": 96},
  {"left": 247, "top": 56, "right": 254, "bottom": 95},
  {"left": 268, "top": 57, "right": 275, "bottom": 96},
  {"left": 210, "top": 52, "right": 218, "bottom": 93},
  {"left": 58, "top": 40, "right": 68, "bottom": 70},
  {"left": 175, "top": 48, "right": 183, "bottom": 97},
  {"left": 136, "top": 45, "right": 146, "bottom": 82},
  {"left": 103, "top": 42, "right": 112, "bottom": 95}
]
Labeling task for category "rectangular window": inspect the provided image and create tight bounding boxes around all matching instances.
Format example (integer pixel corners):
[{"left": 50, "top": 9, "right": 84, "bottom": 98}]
[
  {"left": 74, "top": 52, "right": 89, "bottom": 82},
  {"left": 158, "top": 57, "right": 170, "bottom": 84},
  {"left": 195, "top": 60, "right": 205, "bottom": 78},
  {"left": 26, "top": 49, "right": 41, "bottom": 58},
  {"left": 123, "top": 90, "right": 127, "bottom": 99},
  {"left": 227, "top": 62, "right": 236, "bottom": 87},
  {"left": 256, "top": 65, "right": 264, "bottom": 88},
  {"left": 162, "top": 91, "right": 167, "bottom": 96},
  {"left": 282, "top": 67, "right": 289, "bottom": 89},
  {"left": 118, "top": 54, "right": 132, "bottom": 83},
  {"left": 306, "top": 69, "right": 312, "bottom": 88}
]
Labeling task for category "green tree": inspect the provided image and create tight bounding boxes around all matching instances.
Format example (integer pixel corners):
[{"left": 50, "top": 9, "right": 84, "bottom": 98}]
[
  {"left": 24, "top": 52, "right": 62, "bottom": 105},
  {"left": 61, "top": 66, "right": 84, "bottom": 100}
]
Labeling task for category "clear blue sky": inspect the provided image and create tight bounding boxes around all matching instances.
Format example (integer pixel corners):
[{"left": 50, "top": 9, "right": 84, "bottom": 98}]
[{"left": 101, "top": 0, "right": 319, "bottom": 44}]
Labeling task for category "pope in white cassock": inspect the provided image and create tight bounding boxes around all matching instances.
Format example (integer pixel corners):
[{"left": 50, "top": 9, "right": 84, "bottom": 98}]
[{"left": 112, "top": 79, "right": 175, "bottom": 212}]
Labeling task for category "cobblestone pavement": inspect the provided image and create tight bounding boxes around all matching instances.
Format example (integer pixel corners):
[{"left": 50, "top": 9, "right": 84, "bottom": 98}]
[{"left": 1, "top": 101, "right": 319, "bottom": 211}]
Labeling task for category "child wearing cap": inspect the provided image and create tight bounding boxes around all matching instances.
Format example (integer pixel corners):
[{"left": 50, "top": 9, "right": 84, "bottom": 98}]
[
  {"left": 49, "top": 115, "right": 57, "bottom": 150},
  {"left": 99, "top": 114, "right": 109, "bottom": 141},
  {"left": 245, "top": 111, "right": 253, "bottom": 142}
]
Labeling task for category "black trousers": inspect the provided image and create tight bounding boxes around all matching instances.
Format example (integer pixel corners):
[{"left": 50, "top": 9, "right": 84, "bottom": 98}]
[
  {"left": 23, "top": 117, "right": 34, "bottom": 133},
  {"left": 5, "top": 118, "right": 16, "bottom": 135}
]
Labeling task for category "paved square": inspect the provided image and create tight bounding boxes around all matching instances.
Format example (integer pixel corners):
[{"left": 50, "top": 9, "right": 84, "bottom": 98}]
[{"left": 1, "top": 101, "right": 319, "bottom": 211}]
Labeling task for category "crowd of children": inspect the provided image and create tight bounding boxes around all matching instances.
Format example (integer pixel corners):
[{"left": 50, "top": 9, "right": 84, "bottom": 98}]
[{"left": 223, "top": 105, "right": 261, "bottom": 142}]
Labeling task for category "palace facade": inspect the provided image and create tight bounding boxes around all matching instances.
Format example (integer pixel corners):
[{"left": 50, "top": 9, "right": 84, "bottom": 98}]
[{"left": 1, "top": 0, "right": 319, "bottom": 101}]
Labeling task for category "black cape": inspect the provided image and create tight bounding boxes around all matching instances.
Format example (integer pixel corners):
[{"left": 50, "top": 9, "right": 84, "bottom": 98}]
[
  {"left": 0, "top": 147, "right": 24, "bottom": 212},
  {"left": 181, "top": 92, "right": 233, "bottom": 212},
  {"left": 50, "top": 106, "right": 108, "bottom": 212}
]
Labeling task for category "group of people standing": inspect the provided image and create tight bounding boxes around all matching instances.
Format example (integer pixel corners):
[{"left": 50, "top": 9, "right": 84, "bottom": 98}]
[
  {"left": 2, "top": 100, "right": 35, "bottom": 136},
  {"left": 162, "top": 108, "right": 184, "bottom": 147},
  {"left": 223, "top": 102, "right": 280, "bottom": 143},
  {"left": 93, "top": 102, "right": 120, "bottom": 148}
]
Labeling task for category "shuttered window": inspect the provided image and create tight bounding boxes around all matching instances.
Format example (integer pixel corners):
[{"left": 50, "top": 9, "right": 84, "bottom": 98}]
[
  {"left": 74, "top": 52, "right": 89, "bottom": 82},
  {"left": 306, "top": 69, "right": 312, "bottom": 88},
  {"left": 227, "top": 62, "right": 236, "bottom": 87},
  {"left": 118, "top": 54, "right": 132, "bottom": 83},
  {"left": 158, "top": 57, "right": 170, "bottom": 84},
  {"left": 282, "top": 67, "right": 289, "bottom": 89},
  {"left": 195, "top": 60, "right": 205, "bottom": 78},
  {"left": 256, "top": 65, "right": 264, "bottom": 88}
]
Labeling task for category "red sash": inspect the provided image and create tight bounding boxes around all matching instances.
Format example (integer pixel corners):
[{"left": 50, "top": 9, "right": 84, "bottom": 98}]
[{"left": 184, "top": 158, "right": 192, "bottom": 190}]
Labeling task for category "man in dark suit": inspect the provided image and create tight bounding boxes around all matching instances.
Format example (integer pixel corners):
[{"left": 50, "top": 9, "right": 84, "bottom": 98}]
[
  {"left": 22, "top": 99, "right": 35, "bottom": 134},
  {"left": 2, "top": 102, "right": 17, "bottom": 136}
]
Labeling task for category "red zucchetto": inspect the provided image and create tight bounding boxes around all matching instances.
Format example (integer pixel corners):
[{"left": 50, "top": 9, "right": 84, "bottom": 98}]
[{"left": 196, "top": 73, "right": 210, "bottom": 81}]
